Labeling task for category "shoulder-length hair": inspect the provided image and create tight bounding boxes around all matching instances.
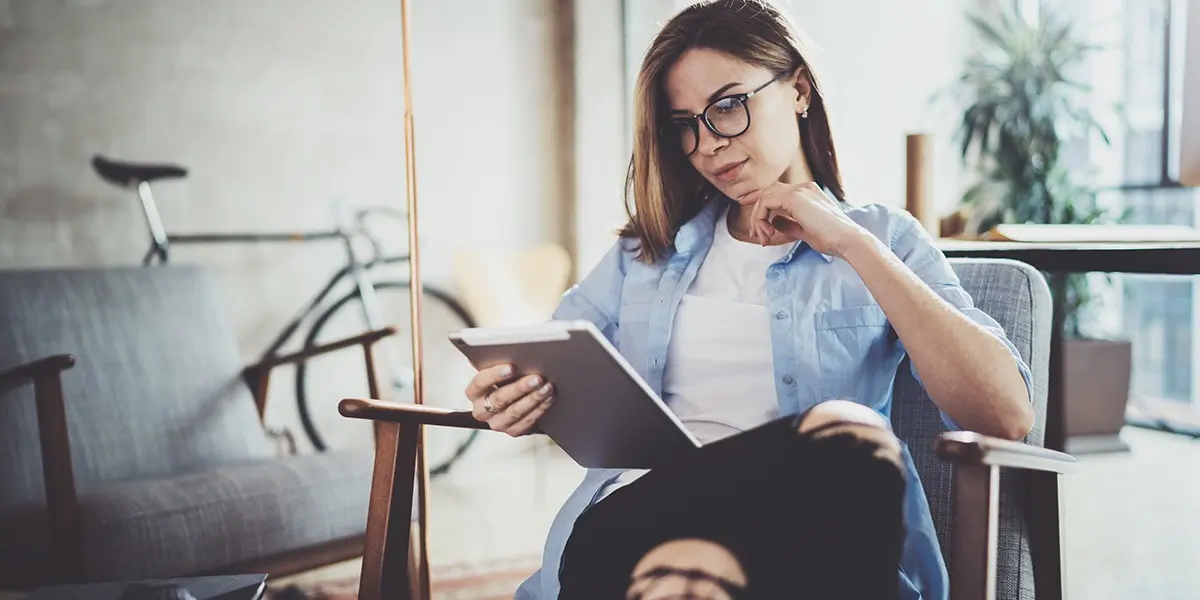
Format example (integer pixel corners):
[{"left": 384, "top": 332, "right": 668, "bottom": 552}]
[{"left": 620, "top": 0, "right": 845, "bottom": 263}]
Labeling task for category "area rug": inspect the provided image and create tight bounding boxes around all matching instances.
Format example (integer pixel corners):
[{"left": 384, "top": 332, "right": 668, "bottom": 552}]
[{"left": 266, "top": 555, "right": 541, "bottom": 600}]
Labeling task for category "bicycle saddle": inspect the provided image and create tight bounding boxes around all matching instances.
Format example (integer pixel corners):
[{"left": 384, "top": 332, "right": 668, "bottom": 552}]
[{"left": 92, "top": 154, "right": 188, "bottom": 188}]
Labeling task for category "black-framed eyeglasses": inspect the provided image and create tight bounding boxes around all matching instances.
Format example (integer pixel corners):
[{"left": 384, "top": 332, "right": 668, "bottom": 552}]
[{"left": 667, "top": 69, "right": 792, "bottom": 156}]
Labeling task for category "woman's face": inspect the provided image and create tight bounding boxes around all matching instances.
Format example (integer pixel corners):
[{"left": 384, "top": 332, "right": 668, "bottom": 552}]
[{"left": 663, "top": 48, "right": 812, "bottom": 200}]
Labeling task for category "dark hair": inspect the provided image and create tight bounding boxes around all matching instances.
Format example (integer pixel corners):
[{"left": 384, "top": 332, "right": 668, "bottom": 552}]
[{"left": 620, "top": 0, "right": 845, "bottom": 263}]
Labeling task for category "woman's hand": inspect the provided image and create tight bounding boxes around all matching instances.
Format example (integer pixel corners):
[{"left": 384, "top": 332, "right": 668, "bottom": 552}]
[
  {"left": 465, "top": 363, "right": 555, "bottom": 437},
  {"left": 736, "top": 181, "right": 870, "bottom": 259}
]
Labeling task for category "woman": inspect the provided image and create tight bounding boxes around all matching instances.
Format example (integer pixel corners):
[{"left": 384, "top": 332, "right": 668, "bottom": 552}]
[{"left": 464, "top": 1, "right": 1034, "bottom": 598}]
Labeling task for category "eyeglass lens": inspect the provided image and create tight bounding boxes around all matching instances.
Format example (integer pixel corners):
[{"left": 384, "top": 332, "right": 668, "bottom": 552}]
[{"left": 674, "top": 96, "right": 751, "bottom": 156}]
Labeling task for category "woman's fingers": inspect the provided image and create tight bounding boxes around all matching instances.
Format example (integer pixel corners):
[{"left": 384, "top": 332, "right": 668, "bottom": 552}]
[
  {"left": 490, "top": 380, "right": 556, "bottom": 436},
  {"left": 463, "top": 363, "right": 556, "bottom": 435},
  {"left": 465, "top": 363, "right": 515, "bottom": 402},
  {"left": 503, "top": 388, "right": 556, "bottom": 437},
  {"left": 750, "top": 189, "right": 781, "bottom": 241},
  {"left": 470, "top": 373, "right": 537, "bottom": 419}
]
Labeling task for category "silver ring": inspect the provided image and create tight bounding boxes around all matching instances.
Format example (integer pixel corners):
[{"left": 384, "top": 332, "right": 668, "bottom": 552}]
[{"left": 483, "top": 394, "right": 499, "bottom": 414}]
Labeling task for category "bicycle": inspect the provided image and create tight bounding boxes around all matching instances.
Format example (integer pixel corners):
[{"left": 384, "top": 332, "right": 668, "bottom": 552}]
[{"left": 90, "top": 154, "right": 481, "bottom": 477}]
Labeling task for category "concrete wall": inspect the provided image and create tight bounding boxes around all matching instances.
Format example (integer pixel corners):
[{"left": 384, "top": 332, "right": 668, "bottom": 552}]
[{"left": 0, "top": 0, "right": 566, "bottom": 445}]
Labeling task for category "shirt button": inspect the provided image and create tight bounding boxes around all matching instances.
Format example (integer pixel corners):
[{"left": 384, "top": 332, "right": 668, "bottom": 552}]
[
  {"left": 775, "top": 310, "right": 788, "bottom": 320},
  {"left": 782, "top": 375, "right": 795, "bottom": 385}
]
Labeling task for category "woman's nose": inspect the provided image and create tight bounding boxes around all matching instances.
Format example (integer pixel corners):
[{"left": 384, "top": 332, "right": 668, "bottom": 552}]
[{"left": 696, "top": 124, "right": 727, "bottom": 156}]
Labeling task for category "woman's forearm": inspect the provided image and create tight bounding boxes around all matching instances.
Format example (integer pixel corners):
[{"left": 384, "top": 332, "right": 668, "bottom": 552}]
[{"left": 840, "top": 234, "right": 1034, "bottom": 440}]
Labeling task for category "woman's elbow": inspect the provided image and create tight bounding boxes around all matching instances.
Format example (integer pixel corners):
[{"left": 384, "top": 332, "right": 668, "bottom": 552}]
[
  {"left": 998, "top": 399, "right": 1035, "bottom": 441},
  {"left": 960, "top": 375, "right": 1034, "bottom": 441},
  {"left": 993, "top": 375, "right": 1035, "bottom": 440}
]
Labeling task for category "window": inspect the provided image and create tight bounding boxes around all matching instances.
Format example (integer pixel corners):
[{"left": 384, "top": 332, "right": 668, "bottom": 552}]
[{"left": 1070, "top": 0, "right": 1200, "bottom": 426}]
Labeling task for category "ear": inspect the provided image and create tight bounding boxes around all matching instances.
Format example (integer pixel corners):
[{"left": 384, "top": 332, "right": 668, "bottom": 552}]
[{"left": 789, "top": 65, "right": 812, "bottom": 114}]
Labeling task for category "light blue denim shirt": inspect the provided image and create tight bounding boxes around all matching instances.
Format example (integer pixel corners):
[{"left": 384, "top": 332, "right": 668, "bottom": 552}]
[{"left": 515, "top": 197, "right": 1034, "bottom": 600}]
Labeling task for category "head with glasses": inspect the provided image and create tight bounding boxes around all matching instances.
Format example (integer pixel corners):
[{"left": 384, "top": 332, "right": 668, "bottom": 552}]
[{"left": 621, "top": 0, "right": 844, "bottom": 262}]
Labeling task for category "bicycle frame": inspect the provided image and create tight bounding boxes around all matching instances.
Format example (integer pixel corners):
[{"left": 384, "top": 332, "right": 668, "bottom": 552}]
[
  {"left": 132, "top": 176, "right": 420, "bottom": 393},
  {"left": 100, "top": 159, "right": 479, "bottom": 473},
  {"left": 136, "top": 180, "right": 344, "bottom": 266}
]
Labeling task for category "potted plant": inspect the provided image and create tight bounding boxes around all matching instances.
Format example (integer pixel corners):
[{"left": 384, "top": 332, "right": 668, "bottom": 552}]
[{"left": 947, "top": 1, "right": 1132, "bottom": 452}]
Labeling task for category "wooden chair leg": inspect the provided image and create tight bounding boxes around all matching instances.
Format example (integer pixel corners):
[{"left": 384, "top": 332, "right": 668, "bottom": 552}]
[
  {"left": 1028, "top": 471, "right": 1066, "bottom": 600},
  {"left": 949, "top": 464, "right": 1000, "bottom": 600},
  {"left": 358, "top": 420, "right": 420, "bottom": 600}
]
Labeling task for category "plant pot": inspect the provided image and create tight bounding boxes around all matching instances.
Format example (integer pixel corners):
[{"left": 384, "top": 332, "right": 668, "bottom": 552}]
[{"left": 1062, "top": 338, "right": 1133, "bottom": 454}]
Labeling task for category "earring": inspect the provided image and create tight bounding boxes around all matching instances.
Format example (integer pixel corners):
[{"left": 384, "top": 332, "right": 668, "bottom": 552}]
[{"left": 801, "top": 108, "right": 809, "bottom": 119}]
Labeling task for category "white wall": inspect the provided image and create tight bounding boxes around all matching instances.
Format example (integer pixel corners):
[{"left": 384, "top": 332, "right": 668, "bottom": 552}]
[
  {"left": 783, "top": 0, "right": 972, "bottom": 211},
  {"left": 572, "top": 0, "right": 629, "bottom": 277}
]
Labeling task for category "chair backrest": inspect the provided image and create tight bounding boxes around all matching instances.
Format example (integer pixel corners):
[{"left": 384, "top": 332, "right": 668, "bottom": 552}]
[
  {"left": 891, "top": 258, "right": 1051, "bottom": 600},
  {"left": 0, "top": 266, "right": 274, "bottom": 509}
]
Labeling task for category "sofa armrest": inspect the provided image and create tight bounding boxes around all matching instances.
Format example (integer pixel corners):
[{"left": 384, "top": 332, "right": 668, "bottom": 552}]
[
  {"left": 339, "top": 397, "right": 489, "bottom": 430},
  {"left": 935, "top": 431, "right": 1078, "bottom": 474},
  {"left": 0, "top": 354, "right": 76, "bottom": 394},
  {"left": 0, "top": 353, "right": 84, "bottom": 582}
]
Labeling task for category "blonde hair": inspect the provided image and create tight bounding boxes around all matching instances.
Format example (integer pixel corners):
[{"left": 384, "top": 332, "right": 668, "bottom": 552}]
[{"left": 620, "top": 0, "right": 844, "bottom": 263}]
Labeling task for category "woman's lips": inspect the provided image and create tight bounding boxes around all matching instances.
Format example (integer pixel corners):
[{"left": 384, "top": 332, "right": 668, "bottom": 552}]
[{"left": 714, "top": 159, "right": 748, "bottom": 183}]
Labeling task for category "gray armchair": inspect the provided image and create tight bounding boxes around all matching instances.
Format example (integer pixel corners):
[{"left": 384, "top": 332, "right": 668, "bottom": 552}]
[
  {"left": 337, "top": 258, "right": 1076, "bottom": 600},
  {"left": 0, "top": 266, "right": 385, "bottom": 589}
]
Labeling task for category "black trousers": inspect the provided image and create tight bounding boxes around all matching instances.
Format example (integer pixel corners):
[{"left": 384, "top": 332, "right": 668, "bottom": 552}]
[{"left": 557, "top": 413, "right": 907, "bottom": 600}]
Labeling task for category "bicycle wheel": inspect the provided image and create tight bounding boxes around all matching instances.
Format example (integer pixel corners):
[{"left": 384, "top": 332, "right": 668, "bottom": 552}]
[{"left": 295, "top": 281, "right": 480, "bottom": 476}]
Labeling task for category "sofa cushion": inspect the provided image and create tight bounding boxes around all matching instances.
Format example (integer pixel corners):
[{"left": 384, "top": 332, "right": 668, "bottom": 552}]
[{"left": 73, "top": 449, "right": 372, "bottom": 581}]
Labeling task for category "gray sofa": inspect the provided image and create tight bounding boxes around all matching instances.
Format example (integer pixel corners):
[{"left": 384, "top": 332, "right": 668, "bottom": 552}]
[{"left": 0, "top": 266, "right": 387, "bottom": 588}]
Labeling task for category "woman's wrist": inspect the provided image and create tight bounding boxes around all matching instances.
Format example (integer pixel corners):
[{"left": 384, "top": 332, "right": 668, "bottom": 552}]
[{"left": 834, "top": 228, "right": 886, "bottom": 263}]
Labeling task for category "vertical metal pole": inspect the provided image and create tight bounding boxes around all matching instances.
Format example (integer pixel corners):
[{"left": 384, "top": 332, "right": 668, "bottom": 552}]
[{"left": 399, "top": 0, "right": 433, "bottom": 598}]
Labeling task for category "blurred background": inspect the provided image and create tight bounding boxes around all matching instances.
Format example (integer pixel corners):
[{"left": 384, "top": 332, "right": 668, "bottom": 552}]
[{"left": 1, "top": 0, "right": 1198, "bottom": 599}]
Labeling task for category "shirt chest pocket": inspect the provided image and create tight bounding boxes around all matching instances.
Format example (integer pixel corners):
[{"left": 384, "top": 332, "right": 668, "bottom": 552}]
[
  {"left": 814, "top": 305, "right": 893, "bottom": 403},
  {"left": 616, "top": 301, "right": 654, "bottom": 368}
]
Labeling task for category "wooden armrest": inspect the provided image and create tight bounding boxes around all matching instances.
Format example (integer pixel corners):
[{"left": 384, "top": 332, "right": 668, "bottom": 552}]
[
  {"left": 0, "top": 354, "right": 76, "bottom": 394},
  {"left": 256, "top": 327, "right": 397, "bottom": 370},
  {"left": 244, "top": 328, "right": 396, "bottom": 428},
  {"left": 0, "top": 353, "right": 83, "bottom": 581},
  {"left": 935, "top": 431, "right": 1078, "bottom": 474},
  {"left": 339, "top": 397, "right": 489, "bottom": 430}
]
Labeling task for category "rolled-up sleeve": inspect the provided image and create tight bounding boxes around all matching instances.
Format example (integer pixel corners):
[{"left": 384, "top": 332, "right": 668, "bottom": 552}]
[{"left": 889, "top": 213, "right": 1035, "bottom": 431}]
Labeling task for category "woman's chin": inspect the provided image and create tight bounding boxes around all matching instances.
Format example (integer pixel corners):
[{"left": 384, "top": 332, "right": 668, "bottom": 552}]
[
  {"left": 711, "top": 178, "right": 747, "bottom": 199},
  {"left": 716, "top": 177, "right": 765, "bottom": 201}
]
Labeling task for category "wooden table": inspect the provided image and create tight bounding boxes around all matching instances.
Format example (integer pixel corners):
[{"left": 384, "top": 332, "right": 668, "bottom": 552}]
[{"left": 937, "top": 240, "right": 1200, "bottom": 452}]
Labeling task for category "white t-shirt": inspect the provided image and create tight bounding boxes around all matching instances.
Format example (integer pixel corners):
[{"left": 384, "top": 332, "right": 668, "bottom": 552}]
[{"left": 598, "top": 205, "right": 789, "bottom": 499}]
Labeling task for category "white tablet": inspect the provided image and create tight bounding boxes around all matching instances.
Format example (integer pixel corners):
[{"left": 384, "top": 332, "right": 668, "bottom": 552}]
[{"left": 448, "top": 320, "right": 701, "bottom": 469}]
